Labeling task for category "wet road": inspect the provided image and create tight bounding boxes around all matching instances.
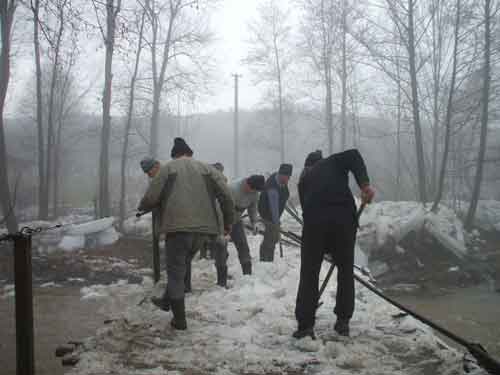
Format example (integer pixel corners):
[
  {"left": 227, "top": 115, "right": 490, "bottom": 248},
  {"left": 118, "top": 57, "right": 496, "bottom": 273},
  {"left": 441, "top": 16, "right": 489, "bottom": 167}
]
[{"left": 0, "top": 286, "right": 106, "bottom": 375}]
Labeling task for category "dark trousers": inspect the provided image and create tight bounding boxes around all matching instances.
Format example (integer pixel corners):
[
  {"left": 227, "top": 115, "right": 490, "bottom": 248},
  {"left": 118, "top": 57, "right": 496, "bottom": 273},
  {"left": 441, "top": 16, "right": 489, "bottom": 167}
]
[
  {"left": 259, "top": 220, "right": 280, "bottom": 261},
  {"left": 295, "top": 219, "right": 357, "bottom": 330},
  {"left": 164, "top": 233, "right": 203, "bottom": 300},
  {"left": 229, "top": 220, "right": 252, "bottom": 266}
]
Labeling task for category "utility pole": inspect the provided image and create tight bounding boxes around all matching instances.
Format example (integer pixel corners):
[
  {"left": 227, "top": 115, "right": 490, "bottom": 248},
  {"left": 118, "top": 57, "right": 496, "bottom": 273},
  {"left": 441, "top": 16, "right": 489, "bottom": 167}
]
[{"left": 233, "top": 73, "right": 241, "bottom": 178}]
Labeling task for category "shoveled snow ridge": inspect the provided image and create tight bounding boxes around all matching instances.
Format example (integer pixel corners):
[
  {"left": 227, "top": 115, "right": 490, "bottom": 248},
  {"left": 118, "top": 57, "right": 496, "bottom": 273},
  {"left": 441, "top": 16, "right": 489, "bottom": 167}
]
[{"left": 68, "top": 235, "right": 486, "bottom": 375}]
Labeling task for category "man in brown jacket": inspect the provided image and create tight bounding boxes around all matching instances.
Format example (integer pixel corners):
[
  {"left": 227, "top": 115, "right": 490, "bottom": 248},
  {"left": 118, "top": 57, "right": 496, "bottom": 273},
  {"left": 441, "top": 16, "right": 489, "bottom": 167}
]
[{"left": 138, "top": 138, "right": 234, "bottom": 330}]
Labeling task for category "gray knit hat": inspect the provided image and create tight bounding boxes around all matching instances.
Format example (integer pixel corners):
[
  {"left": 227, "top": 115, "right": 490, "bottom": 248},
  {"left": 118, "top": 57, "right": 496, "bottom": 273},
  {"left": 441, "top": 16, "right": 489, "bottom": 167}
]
[{"left": 140, "top": 157, "right": 157, "bottom": 173}]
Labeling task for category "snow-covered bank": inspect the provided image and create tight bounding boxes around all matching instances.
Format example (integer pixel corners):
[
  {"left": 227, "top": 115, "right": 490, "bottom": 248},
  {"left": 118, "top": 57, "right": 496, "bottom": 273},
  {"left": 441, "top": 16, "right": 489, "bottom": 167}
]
[{"left": 66, "top": 236, "right": 487, "bottom": 375}]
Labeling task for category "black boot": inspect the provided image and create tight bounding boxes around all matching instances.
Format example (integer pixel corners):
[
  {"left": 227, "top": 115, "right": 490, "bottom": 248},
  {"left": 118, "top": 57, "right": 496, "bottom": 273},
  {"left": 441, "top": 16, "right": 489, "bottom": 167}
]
[
  {"left": 334, "top": 318, "right": 350, "bottom": 337},
  {"left": 170, "top": 298, "right": 187, "bottom": 330},
  {"left": 216, "top": 266, "right": 228, "bottom": 287},
  {"left": 184, "top": 263, "right": 192, "bottom": 293},
  {"left": 292, "top": 326, "right": 316, "bottom": 340},
  {"left": 242, "top": 262, "right": 252, "bottom": 275},
  {"left": 151, "top": 291, "right": 170, "bottom": 311}
]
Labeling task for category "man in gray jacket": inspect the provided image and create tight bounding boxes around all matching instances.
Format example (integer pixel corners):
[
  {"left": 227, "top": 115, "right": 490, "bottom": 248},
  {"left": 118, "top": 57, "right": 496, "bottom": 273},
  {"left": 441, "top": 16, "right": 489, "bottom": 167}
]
[
  {"left": 138, "top": 138, "right": 234, "bottom": 330},
  {"left": 228, "top": 175, "right": 265, "bottom": 275}
]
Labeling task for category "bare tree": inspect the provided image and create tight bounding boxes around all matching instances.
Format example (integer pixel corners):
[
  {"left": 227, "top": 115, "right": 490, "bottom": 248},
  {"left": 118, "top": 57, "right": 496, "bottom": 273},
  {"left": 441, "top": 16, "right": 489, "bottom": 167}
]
[
  {"left": 245, "top": 0, "right": 293, "bottom": 163},
  {"left": 0, "top": 0, "right": 19, "bottom": 232},
  {"left": 465, "top": 0, "right": 493, "bottom": 229},
  {"left": 30, "top": 0, "right": 47, "bottom": 219},
  {"left": 45, "top": 0, "right": 68, "bottom": 218},
  {"left": 144, "top": 0, "right": 214, "bottom": 158},
  {"left": 119, "top": 6, "right": 146, "bottom": 230},
  {"left": 355, "top": 0, "right": 430, "bottom": 202},
  {"left": 431, "top": 0, "right": 461, "bottom": 211},
  {"left": 298, "top": 0, "right": 339, "bottom": 154},
  {"left": 92, "top": 0, "right": 121, "bottom": 217}
]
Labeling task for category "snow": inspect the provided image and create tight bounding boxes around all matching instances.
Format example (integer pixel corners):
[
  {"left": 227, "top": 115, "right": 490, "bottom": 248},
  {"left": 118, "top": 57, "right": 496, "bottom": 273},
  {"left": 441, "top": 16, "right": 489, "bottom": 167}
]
[
  {"left": 67, "top": 235, "right": 487, "bottom": 375},
  {"left": 66, "top": 217, "right": 115, "bottom": 236},
  {"left": 96, "top": 226, "right": 121, "bottom": 246},
  {"left": 123, "top": 213, "right": 153, "bottom": 236},
  {"left": 58, "top": 235, "right": 85, "bottom": 251},
  {"left": 358, "top": 201, "right": 472, "bottom": 259}
]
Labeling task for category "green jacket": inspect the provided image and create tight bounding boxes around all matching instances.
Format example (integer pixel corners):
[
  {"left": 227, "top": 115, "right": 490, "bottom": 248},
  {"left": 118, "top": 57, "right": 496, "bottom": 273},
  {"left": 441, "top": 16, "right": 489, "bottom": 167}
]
[{"left": 138, "top": 157, "right": 234, "bottom": 235}]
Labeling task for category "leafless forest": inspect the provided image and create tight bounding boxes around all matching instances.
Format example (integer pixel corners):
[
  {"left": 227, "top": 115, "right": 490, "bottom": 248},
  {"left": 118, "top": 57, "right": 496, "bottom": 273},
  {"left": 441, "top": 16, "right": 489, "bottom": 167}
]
[{"left": 1, "top": 0, "right": 499, "bottom": 231}]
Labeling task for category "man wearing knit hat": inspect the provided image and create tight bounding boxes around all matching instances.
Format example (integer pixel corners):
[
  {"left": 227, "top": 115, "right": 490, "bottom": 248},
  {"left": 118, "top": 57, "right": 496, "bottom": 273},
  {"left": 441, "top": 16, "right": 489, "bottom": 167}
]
[
  {"left": 227, "top": 174, "right": 266, "bottom": 275},
  {"left": 138, "top": 137, "right": 234, "bottom": 330},
  {"left": 140, "top": 157, "right": 161, "bottom": 178},
  {"left": 258, "top": 164, "right": 293, "bottom": 262}
]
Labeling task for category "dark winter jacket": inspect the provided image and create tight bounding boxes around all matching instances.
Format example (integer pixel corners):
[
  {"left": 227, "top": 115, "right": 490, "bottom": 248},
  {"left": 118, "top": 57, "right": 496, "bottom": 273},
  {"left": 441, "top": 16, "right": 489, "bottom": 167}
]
[
  {"left": 298, "top": 149, "right": 369, "bottom": 225},
  {"left": 258, "top": 173, "right": 290, "bottom": 224}
]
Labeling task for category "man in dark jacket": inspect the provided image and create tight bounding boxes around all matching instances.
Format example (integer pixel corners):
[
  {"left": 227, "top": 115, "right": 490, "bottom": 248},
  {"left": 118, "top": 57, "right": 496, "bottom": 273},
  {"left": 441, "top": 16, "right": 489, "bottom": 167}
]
[
  {"left": 293, "top": 149, "right": 374, "bottom": 339},
  {"left": 258, "top": 164, "right": 293, "bottom": 262},
  {"left": 138, "top": 138, "right": 234, "bottom": 330}
]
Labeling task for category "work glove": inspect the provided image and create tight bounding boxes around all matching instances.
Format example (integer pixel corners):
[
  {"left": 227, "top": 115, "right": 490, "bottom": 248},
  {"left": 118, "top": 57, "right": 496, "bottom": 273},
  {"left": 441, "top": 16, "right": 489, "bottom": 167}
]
[{"left": 361, "top": 185, "right": 375, "bottom": 204}]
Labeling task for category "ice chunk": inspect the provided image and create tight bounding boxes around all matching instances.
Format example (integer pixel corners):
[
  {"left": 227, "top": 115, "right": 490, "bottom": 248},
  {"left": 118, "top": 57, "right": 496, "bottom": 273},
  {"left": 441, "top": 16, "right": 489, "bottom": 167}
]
[
  {"left": 58, "top": 235, "right": 85, "bottom": 251},
  {"left": 66, "top": 217, "right": 115, "bottom": 235},
  {"left": 97, "top": 227, "right": 120, "bottom": 246}
]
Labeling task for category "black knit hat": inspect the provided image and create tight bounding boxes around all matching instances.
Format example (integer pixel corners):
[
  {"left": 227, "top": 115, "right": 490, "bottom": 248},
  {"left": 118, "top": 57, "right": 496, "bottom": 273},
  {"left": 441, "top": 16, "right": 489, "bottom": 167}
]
[
  {"left": 171, "top": 137, "right": 193, "bottom": 158},
  {"left": 278, "top": 163, "right": 293, "bottom": 177},
  {"left": 304, "top": 150, "right": 323, "bottom": 167},
  {"left": 140, "top": 157, "right": 157, "bottom": 173},
  {"left": 246, "top": 175, "right": 265, "bottom": 191}
]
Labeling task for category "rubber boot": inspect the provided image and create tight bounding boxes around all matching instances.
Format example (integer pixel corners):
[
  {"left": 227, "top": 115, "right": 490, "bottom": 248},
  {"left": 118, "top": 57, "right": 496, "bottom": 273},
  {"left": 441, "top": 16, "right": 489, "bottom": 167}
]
[
  {"left": 170, "top": 298, "right": 187, "bottom": 330},
  {"left": 292, "top": 326, "right": 316, "bottom": 340},
  {"left": 242, "top": 262, "right": 252, "bottom": 275},
  {"left": 216, "top": 266, "right": 228, "bottom": 287},
  {"left": 334, "top": 318, "right": 350, "bottom": 337},
  {"left": 151, "top": 289, "right": 170, "bottom": 311}
]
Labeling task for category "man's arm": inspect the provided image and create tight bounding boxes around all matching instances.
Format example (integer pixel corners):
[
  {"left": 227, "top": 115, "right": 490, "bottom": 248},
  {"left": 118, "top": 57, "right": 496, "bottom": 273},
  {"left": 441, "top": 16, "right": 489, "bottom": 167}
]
[
  {"left": 138, "top": 167, "right": 168, "bottom": 212},
  {"left": 209, "top": 168, "right": 235, "bottom": 232},
  {"left": 338, "top": 149, "right": 370, "bottom": 188},
  {"left": 338, "top": 149, "right": 374, "bottom": 203}
]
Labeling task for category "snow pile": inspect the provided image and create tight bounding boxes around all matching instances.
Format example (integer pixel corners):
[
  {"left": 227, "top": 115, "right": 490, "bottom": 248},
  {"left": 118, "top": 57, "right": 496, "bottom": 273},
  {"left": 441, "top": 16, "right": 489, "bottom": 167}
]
[
  {"left": 122, "top": 212, "right": 153, "bottom": 236},
  {"left": 58, "top": 217, "right": 119, "bottom": 251},
  {"left": 66, "top": 236, "right": 486, "bottom": 375},
  {"left": 463, "top": 200, "right": 500, "bottom": 232},
  {"left": 359, "top": 202, "right": 468, "bottom": 259}
]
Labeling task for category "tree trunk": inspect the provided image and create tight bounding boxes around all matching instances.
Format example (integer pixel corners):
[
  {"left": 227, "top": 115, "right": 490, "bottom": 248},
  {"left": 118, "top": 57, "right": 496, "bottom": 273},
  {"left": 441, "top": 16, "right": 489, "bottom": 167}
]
[
  {"left": 46, "top": 2, "right": 65, "bottom": 219},
  {"left": 0, "top": 1, "right": 18, "bottom": 233},
  {"left": 53, "top": 118, "right": 63, "bottom": 218},
  {"left": 430, "top": 0, "right": 443, "bottom": 198},
  {"left": 119, "top": 10, "right": 145, "bottom": 231},
  {"left": 148, "top": 0, "right": 176, "bottom": 159},
  {"left": 32, "top": 0, "right": 47, "bottom": 220},
  {"left": 407, "top": 0, "right": 427, "bottom": 202},
  {"left": 99, "top": 0, "right": 120, "bottom": 218},
  {"left": 432, "top": 0, "right": 460, "bottom": 212},
  {"left": 340, "top": 0, "right": 347, "bottom": 151},
  {"left": 465, "top": 0, "right": 491, "bottom": 229}
]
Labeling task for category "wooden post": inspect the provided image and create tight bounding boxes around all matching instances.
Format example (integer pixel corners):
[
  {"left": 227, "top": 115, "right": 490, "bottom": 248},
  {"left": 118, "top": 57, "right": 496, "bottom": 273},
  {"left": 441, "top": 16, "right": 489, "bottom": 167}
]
[
  {"left": 13, "top": 234, "right": 35, "bottom": 375},
  {"left": 152, "top": 211, "right": 160, "bottom": 283}
]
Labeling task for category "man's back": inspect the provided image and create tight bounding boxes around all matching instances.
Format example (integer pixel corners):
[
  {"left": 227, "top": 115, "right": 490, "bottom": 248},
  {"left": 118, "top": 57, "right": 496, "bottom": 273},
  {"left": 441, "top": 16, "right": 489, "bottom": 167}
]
[
  {"left": 139, "top": 157, "right": 234, "bottom": 235},
  {"left": 300, "top": 149, "right": 369, "bottom": 224}
]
